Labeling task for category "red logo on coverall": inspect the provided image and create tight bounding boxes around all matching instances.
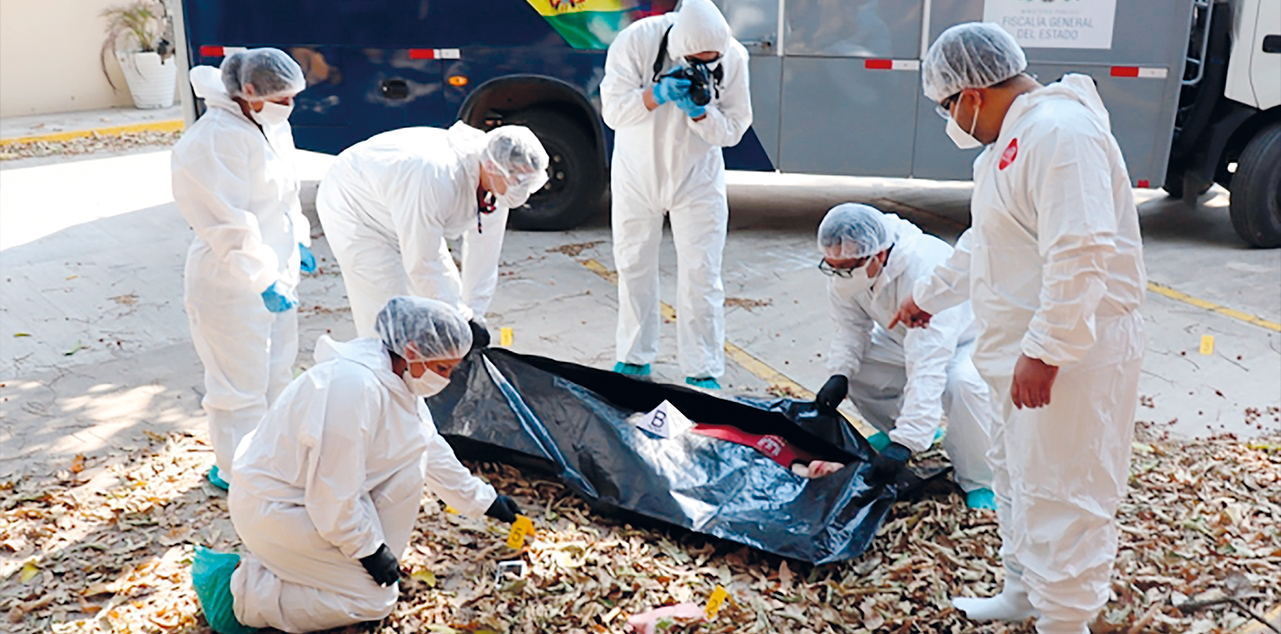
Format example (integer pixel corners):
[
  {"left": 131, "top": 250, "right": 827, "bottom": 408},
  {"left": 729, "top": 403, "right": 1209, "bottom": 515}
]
[{"left": 999, "top": 138, "right": 1018, "bottom": 170}]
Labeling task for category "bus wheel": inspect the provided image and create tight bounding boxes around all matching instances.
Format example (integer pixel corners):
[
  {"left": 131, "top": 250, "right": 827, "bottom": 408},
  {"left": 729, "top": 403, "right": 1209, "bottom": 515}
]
[
  {"left": 1229, "top": 122, "right": 1281, "bottom": 248},
  {"left": 504, "top": 108, "right": 605, "bottom": 231}
]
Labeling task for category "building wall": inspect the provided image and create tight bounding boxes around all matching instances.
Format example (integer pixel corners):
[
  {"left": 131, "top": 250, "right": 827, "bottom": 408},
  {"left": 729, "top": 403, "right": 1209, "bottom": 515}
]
[{"left": 0, "top": 0, "right": 177, "bottom": 117}]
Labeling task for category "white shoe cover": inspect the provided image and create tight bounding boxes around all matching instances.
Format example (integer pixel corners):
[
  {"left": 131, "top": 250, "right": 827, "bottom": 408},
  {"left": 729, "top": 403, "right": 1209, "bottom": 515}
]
[{"left": 951, "top": 591, "right": 1038, "bottom": 621}]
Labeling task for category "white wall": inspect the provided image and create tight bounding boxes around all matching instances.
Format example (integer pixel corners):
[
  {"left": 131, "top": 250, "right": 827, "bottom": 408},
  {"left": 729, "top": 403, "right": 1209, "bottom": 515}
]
[{"left": 0, "top": 0, "right": 166, "bottom": 117}]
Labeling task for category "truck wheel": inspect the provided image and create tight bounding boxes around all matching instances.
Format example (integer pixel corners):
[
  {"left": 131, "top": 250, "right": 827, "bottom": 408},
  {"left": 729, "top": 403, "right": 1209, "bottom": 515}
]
[
  {"left": 503, "top": 108, "right": 605, "bottom": 231},
  {"left": 1229, "top": 122, "right": 1281, "bottom": 248}
]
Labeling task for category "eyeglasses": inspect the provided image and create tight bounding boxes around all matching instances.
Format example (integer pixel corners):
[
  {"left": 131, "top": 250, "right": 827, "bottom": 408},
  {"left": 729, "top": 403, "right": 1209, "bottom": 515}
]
[
  {"left": 934, "top": 91, "right": 962, "bottom": 120},
  {"left": 817, "top": 257, "right": 871, "bottom": 278}
]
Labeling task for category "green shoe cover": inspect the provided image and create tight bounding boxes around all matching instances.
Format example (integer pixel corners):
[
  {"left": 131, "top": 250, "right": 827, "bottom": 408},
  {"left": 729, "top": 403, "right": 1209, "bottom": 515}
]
[
  {"left": 192, "top": 546, "right": 256, "bottom": 634},
  {"left": 613, "top": 362, "right": 652, "bottom": 376},
  {"left": 966, "top": 488, "right": 998, "bottom": 510},
  {"left": 207, "top": 465, "right": 230, "bottom": 491},
  {"left": 685, "top": 376, "right": 721, "bottom": 389}
]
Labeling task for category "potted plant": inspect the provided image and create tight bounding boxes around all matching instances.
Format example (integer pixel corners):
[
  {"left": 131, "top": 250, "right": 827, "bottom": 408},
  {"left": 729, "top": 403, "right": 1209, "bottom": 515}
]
[{"left": 100, "top": 0, "right": 176, "bottom": 109}]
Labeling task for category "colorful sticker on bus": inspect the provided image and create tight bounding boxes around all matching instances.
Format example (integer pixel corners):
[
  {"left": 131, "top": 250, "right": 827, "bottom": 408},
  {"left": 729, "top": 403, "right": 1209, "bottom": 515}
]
[{"left": 524, "top": 0, "right": 676, "bottom": 49}]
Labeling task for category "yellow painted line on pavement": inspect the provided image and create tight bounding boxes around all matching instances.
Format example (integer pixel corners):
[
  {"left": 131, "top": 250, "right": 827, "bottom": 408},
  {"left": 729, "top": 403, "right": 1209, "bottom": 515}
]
[
  {"left": 0, "top": 119, "right": 184, "bottom": 146},
  {"left": 578, "top": 257, "right": 877, "bottom": 437},
  {"left": 1147, "top": 282, "right": 1281, "bottom": 333}
]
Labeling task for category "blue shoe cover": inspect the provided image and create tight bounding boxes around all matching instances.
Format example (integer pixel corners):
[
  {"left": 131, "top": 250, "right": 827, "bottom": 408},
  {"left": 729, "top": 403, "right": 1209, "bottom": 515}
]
[
  {"left": 613, "top": 362, "right": 651, "bottom": 376},
  {"left": 207, "top": 465, "right": 230, "bottom": 491},
  {"left": 685, "top": 376, "right": 721, "bottom": 389},
  {"left": 966, "top": 488, "right": 998, "bottom": 510},
  {"left": 933, "top": 427, "right": 945, "bottom": 445},
  {"left": 192, "top": 546, "right": 256, "bottom": 634},
  {"left": 866, "top": 431, "right": 892, "bottom": 452}
]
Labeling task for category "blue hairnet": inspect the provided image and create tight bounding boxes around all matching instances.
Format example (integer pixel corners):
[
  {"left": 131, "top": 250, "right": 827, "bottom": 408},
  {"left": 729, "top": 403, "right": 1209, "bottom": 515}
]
[
  {"left": 817, "top": 203, "right": 891, "bottom": 260},
  {"left": 220, "top": 48, "right": 306, "bottom": 101},
  {"left": 374, "top": 297, "right": 472, "bottom": 361},
  {"left": 921, "top": 22, "right": 1027, "bottom": 103},
  {"left": 483, "top": 126, "right": 550, "bottom": 190}
]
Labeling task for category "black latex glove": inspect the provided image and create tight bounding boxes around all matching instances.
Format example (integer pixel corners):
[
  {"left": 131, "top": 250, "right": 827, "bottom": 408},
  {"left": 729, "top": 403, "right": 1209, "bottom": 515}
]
[
  {"left": 868, "top": 442, "right": 912, "bottom": 487},
  {"left": 359, "top": 543, "right": 401, "bottom": 587},
  {"left": 468, "top": 319, "right": 491, "bottom": 350},
  {"left": 815, "top": 374, "right": 849, "bottom": 414},
  {"left": 485, "top": 495, "right": 521, "bottom": 523}
]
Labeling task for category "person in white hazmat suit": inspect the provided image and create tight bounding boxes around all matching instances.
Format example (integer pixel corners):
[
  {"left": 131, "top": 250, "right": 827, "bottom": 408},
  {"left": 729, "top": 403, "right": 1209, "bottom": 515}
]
[
  {"left": 171, "top": 48, "right": 315, "bottom": 491},
  {"left": 813, "top": 203, "right": 996, "bottom": 510},
  {"left": 891, "top": 23, "right": 1146, "bottom": 634},
  {"left": 601, "top": 0, "right": 753, "bottom": 389},
  {"left": 190, "top": 297, "right": 523, "bottom": 634},
  {"left": 316, "top": 124, "right": 549, "bottom": 344}
]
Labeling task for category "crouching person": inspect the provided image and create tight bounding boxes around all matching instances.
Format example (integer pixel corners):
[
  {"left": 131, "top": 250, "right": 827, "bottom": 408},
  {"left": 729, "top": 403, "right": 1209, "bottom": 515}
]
[{"left": 192, "top": 296, "right": 522, "bottom": 633}]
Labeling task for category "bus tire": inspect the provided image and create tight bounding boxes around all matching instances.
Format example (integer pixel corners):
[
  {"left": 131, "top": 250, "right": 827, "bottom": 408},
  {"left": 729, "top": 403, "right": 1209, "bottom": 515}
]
[
  {"left": 503, "top": 108, "right": 605, "bottom": 231},
  {"left": 1229, "top": 122, "right": 1281, "bottom": 248}
]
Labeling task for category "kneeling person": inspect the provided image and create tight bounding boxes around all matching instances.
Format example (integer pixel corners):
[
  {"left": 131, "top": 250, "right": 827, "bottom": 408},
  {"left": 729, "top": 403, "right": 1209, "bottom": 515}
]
[
  {"left": 192, "top": 297, "right": 522, "bottom": 633},
  {"left": 815, "top": 204, "right": 996, "bottom": 509}
]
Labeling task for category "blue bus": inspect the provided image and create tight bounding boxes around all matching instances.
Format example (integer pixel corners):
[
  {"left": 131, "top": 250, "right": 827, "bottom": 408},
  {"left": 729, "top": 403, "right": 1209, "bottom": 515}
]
[{"left": 175, "top": 0, "right": 1281, "bottom": 246}]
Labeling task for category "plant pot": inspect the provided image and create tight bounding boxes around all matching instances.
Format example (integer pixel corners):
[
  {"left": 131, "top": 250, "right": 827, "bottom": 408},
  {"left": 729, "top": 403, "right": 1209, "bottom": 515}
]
[{"left": 115, "top": 50, "right": 175, "bottom": 109}]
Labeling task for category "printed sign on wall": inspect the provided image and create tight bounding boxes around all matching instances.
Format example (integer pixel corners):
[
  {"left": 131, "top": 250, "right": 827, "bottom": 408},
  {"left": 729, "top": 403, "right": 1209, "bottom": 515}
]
[{"left": 983, "top": 0, "right": 1118, "bottom": 49}]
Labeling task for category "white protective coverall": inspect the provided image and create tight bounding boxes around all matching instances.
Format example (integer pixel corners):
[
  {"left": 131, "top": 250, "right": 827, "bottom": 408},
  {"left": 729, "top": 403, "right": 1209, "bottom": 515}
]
[
  {"left": 601, "top": 0, "right": 753, "bottom": 378},
  {"left": 316, "top": 123, "right": 507, "bottom": 336},
  {"left": 172, "top": 65, "right": 308, "bottom": 476},
  {"left": 228, "top": 336, "right": 497, "bottom": 632},
  {"left": 827, "top": 214, "right": 995, "bottom": 492},
  {"left": 914, "top": 75, "right": 1146, "bottom": 633}
]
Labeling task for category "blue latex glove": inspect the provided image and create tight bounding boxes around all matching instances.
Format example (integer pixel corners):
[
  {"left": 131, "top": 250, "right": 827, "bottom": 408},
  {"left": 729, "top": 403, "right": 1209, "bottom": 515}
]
[
  {"left": 260, "top": 281, "right": 298, "bottom": 313},
  {"left": 652, "top": 76, "right": 691, "bottom": 106},
  {"left": 299, "top": 243, "right": 316, "bottom": 273},
  {"left": 675, "top": 93, "right": 707, "bottom": 119}
]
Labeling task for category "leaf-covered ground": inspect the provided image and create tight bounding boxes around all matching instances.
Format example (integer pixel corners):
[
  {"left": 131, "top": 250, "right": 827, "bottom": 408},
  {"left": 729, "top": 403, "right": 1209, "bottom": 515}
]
[{"left": 2, "top": 420, "right": 1278, "bottom": 634}]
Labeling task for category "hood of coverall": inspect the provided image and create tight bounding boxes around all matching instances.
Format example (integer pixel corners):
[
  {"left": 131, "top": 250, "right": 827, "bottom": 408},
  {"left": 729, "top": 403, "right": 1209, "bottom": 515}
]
[
  {"left": 874, "top": 213, "right": 926, "bottom": 288},
  {"left": 668, "top": 0, "right": 732, "bottom": 58},
  {"left": 313, "top": 335, "right": 411, "bottom": 398},
  {"left": 190, "top": 65, "right": 241, "bottom": 115},
  {"left": 1007, "top": 74, "right": 1112, "bottom": 134},
  {"left": 446, "top": 121, "right": 488, "bottom": 163}
]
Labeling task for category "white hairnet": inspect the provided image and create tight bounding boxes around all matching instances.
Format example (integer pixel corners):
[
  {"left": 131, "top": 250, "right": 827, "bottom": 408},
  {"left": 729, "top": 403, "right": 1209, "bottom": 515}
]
[
  {"left": 669, "top": 0, "right": 732, "bottom": 58},
  {"left": 921, "top": 22, "right": 1027, "bottom": 103},
  {"left": 483, "top": 126, "right": 550, "bottom": 189},
  {"left": 374, "top": 296, "right": 472, "bottom": 361},
  {"left": 817, "top": 203, "right": 892, "bottom": 260},
  {"left": 221, "top": 48, "right": 306, "bottom": 101}
]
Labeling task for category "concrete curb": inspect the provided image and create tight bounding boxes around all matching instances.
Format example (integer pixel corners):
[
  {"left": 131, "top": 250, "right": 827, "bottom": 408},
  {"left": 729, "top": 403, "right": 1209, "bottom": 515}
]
[{"left": 0, "top": 119, "right": 184, "bottom": 146}]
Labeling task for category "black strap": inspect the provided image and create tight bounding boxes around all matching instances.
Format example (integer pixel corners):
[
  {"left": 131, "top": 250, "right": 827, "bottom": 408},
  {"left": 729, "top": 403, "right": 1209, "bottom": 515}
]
[{"left": 651, "top": 25, "right": 674, "bottom": 83}]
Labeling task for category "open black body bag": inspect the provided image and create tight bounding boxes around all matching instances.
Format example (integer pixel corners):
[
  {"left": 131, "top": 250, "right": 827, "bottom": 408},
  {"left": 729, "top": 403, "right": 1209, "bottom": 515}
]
[{"left": 427, "top": 348, "right": 942, "bottom": 565}]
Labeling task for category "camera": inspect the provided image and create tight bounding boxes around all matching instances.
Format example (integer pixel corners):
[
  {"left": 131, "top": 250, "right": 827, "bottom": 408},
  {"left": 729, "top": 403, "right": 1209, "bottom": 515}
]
[{"left": 663, "top": 63, "right": 716, "bottom": 106}]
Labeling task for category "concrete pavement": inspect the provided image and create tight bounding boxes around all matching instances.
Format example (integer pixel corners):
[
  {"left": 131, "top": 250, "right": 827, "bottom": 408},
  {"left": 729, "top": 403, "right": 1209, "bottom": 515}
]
[{"left": 1, "top": 147, "right": 1278, "bottom": 483}]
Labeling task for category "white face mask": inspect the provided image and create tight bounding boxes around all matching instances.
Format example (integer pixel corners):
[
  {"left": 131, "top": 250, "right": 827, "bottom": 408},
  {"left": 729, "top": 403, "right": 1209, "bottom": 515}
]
[
  {"left": 251, "top": 100, "right": 294, "bottom": 127},
  {"left": 495, "top": 183, "right": 533, "bottom": 209},
  {"left": 839, "top": 261, "right": 879, "bottom": 294},
  {"left": 403, "top": 363, "right": 452, "bottom": 397},
  {"left": 945, "top": 98, "right": 982, "bottom": 150}
]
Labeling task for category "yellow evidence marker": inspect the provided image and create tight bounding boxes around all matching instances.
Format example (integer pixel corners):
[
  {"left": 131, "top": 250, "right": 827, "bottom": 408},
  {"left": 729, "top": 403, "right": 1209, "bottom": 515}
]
[
  {"left": 506, "top": 515, "right": 535, "bottom": 549},
  {"left": 1199, "top": 334, "right": 1215, "bottom": 355},
  {"left": 500, "top": 327, "right": 514, "bottom": 347},
  {"left": 704, "top": 585, "right": 728, "bottom": 619}
]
